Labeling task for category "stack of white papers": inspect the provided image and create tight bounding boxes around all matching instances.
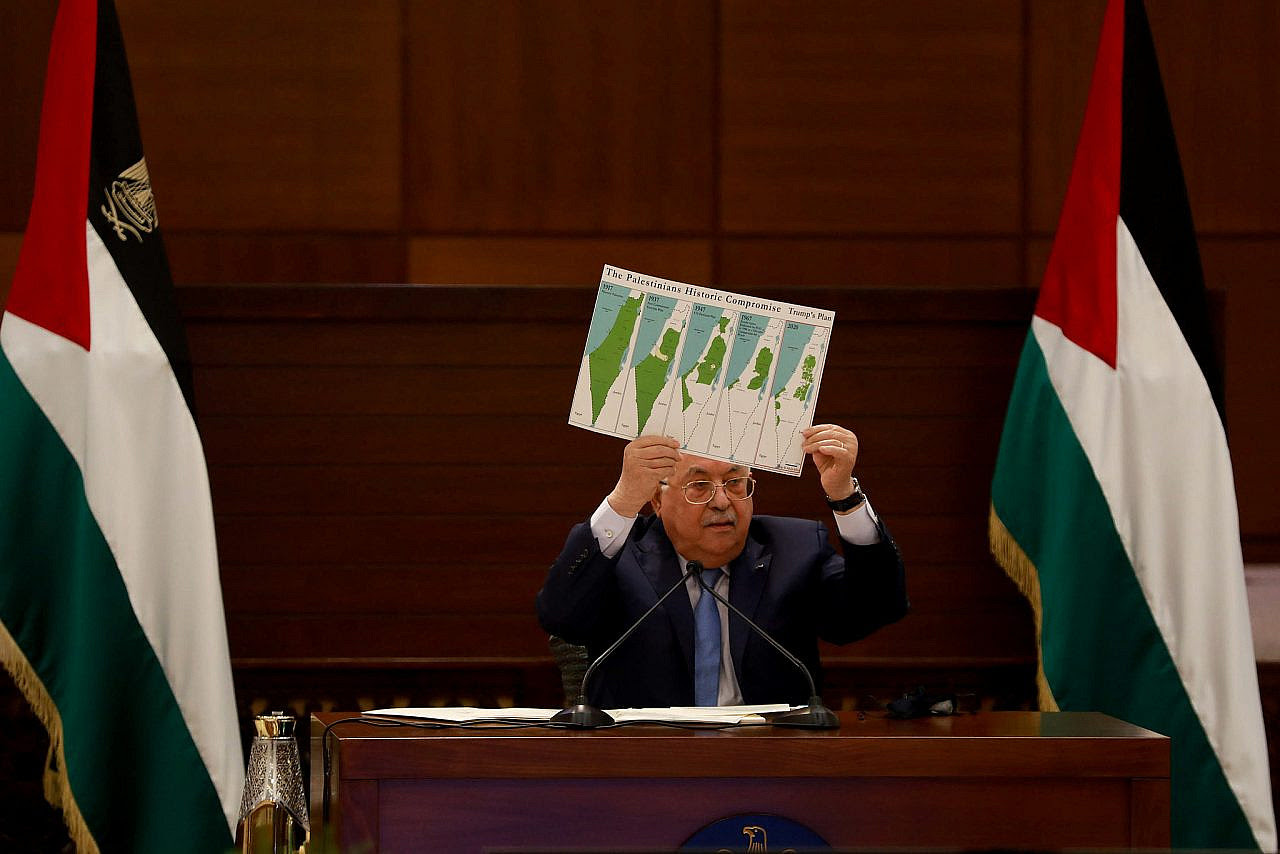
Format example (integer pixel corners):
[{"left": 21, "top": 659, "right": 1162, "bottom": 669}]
[
  {"left": 363, "top": 704, "right": 790, "bottom": 725},
  {"left": 611, "top": 705, "right": 789, "bottom": 724}
]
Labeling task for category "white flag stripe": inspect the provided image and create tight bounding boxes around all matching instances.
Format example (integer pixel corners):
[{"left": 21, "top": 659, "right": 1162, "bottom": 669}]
[
  {"left": 1, "top": 221, "right": 243, "bottom": 832},
  {"left": 1032, "top": 217, "right": 1274, "bottom": 851}
]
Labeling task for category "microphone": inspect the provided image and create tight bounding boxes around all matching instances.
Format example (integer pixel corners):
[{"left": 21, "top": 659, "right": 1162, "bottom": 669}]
[
  {"left": 551, "top": 559, "right": 704, "bottom": 728},
  {"left": 689, "top": 569, "right": 839, "bottom": 729}
]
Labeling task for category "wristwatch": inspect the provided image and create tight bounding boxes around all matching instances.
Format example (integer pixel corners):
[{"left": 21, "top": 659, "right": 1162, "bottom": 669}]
[{"left": 825, "top": 477, "right": 866, "bottom": 512}]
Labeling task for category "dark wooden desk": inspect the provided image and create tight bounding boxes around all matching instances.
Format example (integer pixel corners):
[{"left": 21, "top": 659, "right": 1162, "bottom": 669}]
[{"left": 310, "top": 710, "right": 1168, "bottom": 852}]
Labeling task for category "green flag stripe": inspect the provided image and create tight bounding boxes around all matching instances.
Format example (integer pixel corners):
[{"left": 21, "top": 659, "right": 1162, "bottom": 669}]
[
  {"left": 0, "top": 349, "right": 232, "bottom": 852},
  {"left": 991, "top": 333, "right": 1254, "bottom": 849}
]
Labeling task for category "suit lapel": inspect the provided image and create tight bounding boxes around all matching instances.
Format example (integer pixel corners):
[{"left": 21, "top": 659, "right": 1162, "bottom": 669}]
[
  {"left": 727, "top": 535, "right": 770, "bottom": 675},
  {"left": 634, "top": 519, "right": 696, "bottom": 676}
]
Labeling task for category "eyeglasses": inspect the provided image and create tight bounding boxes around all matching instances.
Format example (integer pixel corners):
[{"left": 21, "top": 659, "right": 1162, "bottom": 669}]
[{"left": 661, "top": 476, "right": 756, "bottom": 504}]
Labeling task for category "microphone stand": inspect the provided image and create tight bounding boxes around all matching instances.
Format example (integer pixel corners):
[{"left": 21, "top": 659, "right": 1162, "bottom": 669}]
[
  {"left": 690, "top": 570, "right": 840, "bottom": 729},
  {"left": 551, "top": 561, "right": 703, "bottom": 728}
]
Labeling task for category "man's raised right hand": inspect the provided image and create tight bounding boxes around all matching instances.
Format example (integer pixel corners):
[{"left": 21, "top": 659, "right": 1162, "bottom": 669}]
[{"left": 606, "top": 435, "right": 681, "bottom": 517}]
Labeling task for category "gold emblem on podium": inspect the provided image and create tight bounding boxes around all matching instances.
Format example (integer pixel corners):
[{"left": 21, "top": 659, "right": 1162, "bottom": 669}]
[{"left": 715, "top": 824, "right": 797, "bottom": 854}]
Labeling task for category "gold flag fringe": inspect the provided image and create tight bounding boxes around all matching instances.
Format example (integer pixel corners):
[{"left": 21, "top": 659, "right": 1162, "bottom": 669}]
[
  {"left": 988, "top": 504, "right": 1059, "bottom": 713},
  {"left": 0, "top": 619, "right": 100, "bottom": 854}
]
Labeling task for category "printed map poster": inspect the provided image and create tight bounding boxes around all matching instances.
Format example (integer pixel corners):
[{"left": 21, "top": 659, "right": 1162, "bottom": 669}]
[{"left": 569, "top": 265, "right": 835, "bottom": 476}]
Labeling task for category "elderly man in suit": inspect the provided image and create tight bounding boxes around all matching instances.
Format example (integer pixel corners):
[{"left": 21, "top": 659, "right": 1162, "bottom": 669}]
[{"left": 536, "top": 424, "right": 907, "bottom": 708}]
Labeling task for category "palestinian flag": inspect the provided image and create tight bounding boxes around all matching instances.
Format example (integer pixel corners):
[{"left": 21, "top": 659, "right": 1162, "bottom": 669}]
[
  {"left": 0, "top": 0, "right": 243, "bottom": 850},
  {"left": 989, "top": 0, "right": 1275, "bottom": 848}
]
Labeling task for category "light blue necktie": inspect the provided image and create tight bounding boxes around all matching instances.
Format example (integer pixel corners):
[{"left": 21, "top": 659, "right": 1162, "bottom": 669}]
[{"left": 693, "top": 567, "right": 723, "bottom": 706}]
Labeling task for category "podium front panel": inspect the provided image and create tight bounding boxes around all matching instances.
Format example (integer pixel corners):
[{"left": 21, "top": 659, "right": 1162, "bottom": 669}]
[{"left": 310, "top": 711, "right": 1169, "bottom": 852}]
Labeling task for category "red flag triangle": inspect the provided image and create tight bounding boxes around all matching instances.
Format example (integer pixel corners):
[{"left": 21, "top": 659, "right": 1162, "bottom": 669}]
[
  {"left": 6, "top": 0, "right": 97, "bottom": 351},
  {"left": 1034, "top": 0, "right": 1123, "bottom": 368}
]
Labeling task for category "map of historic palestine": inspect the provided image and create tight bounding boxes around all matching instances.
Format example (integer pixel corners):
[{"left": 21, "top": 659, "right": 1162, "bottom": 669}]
[{"left": 569, "top": 265, "right": 835, "bottom": 476}]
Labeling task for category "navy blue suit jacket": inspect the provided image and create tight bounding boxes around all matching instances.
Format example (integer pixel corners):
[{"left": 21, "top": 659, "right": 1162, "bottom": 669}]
[{"left": 536, "top": 512, "right": 907, "bottom": 707}]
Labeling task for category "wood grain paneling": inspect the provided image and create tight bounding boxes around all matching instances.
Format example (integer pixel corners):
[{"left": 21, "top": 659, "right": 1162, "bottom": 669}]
[
  {"left": 1200, "top": 238, "right": 1280, "bottom": 539},
  {"left": 206, "top": 463, "right": 992, "bottom": 519},
  {"left": 0, "top": 1, "right": 57, "bottom": 232},
  {"left": 405, "top": 1, "right": 714, "bottom": 233},
  {"left": 0, "top": 233, "right": 23, "bottom": 308},
  {"left": 227, "top": 614, "right": 549, "bottom": 660},
  {"left": 165, "top": 233, "right": 406, "bottom": 285},
  {"left": 193, "top": 364, "right": 1014, "bottom": 417},
  {"left": 189, "top": 321, "right": 586, "bottom": 366},
  {"left": 221, "top": 564, "right": 544, "bottom": 616},
  {"left": 1025, "top": 236, "right": 1054, "bottom": 290},
  {"left": 116, "top": 0, "right": 401, "bottom": 231},
  {"left": 1026, "top": 0, "right": 1106, "bottom": 235},
  {"left": 721, "top": 238, "right": 1025, "bottom": 289},
  {"left": 212, "top": 511, "right": 988, "bottom": 568},
  {"left": 225, "top": 609, "right": 1029, "bottom": 664},
  {"left": 220, "top": 560, "right": 1021, "bottom": 619},
  {"left": 177, "top": 283, "right": 1036, "bottom": 324},
  {"left": 185, "top": 315, "right": 1032, "bottom": 369},
  {"left": 407, "top": 237, "right": 712, "bottom": 286},
  {"left": 198, "top": 413, "right": 1002, "bottom": 469},
  {"left": 826, "top": 608, "right": 1033, "bottom": 663},
  {"left": 721, "top": 0, "right": 1023, "bottom": 234}
]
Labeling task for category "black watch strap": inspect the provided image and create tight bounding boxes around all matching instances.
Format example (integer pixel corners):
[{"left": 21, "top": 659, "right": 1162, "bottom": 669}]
[{"left": 825, "top": 477, "right": 865, "bottom": 512}]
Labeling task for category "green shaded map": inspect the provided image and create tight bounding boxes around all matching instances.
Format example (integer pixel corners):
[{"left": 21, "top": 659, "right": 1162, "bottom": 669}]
[
  {"left": 633, "top": 327, "right": 682, "bottom": 433},
  {"left": 586, "top": 294, "right": 643, "bottom": 423},
  {"left": 746, "top": 347, "right": 773, "bottom": 391},
  {"left": 695, "top": 333, "right": 728, "bottom": 385},
  {"left": 571, "top": 267, "right": 833, "bottom": 478},
  {"left": 725, "top": 313, "right": 770, "bottom": 391},
  {"left": 791, "top": 354, "right": 817, "bottom": 401},
  {"left": 680, "top": 317, "right": 729, "bottom": 411}
]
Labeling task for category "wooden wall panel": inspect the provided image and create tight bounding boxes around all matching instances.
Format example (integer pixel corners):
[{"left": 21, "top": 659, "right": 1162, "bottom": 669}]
[
  {"left": 1200, "top": 239, "right": 1280, "bottom": 544},
  {"left": 0, "top": 0, "right": 57, "bottom": 232},
  {"left": 227, "top": 615, "right": 550, "bottom": 661},
  {"left": 207, "top": 462, "right": 988, "bottom": 520},
  {"left": 192, "top": 364, "right": 1014, "bottom": 418},
  {"left": 720, "top": 0, "right": 1023, "bottom": 234},
  {"left": 720, "top": 238, "right": 1025, "bottom": 289},
  {"left": 408, "top": 237, "right": 712, "bottom": 286},
  {"left": 211, "top": 511, "right": 990, "bottom": 569},
  {"left": 165, "top": 234, "right": 406, "bottom": 285},
  {"left": 222, "top": 565, "right": 543, "bottom": 616},
  {"left": 219, "top": 560, "right": 1022, "bottom": 620},
  {"left": 1, "top": 0, "right": 54, "bottom": 312},
  {"left": 0, "top": 234, "right": 22, "bottom": 309},
  {"left": 187, "top": 320, "right": 587, "bottom": 366},
  {"left": 405, "top": 1, "right": 715, "bottom": 233},
  {"left": 199, "top": 413, "right": 1000, "bottom": 469},
  {"left": 1024, "top": 236, "right": 1053, "bottom": 290},
  {"left": 116, "top": 0, "right": 402, "bottom": 231},
  {"left": 208, "top": 463, "right": 618, "bottom": 516},
  {"left": 1027, "top": 0, "right": 1106, "bottom": 235},
  {"left": 183, "top": 315, "right": 1030, "bottom": 369}
]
